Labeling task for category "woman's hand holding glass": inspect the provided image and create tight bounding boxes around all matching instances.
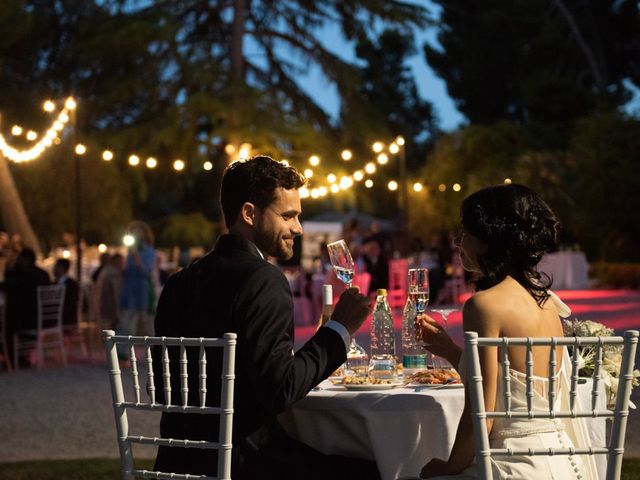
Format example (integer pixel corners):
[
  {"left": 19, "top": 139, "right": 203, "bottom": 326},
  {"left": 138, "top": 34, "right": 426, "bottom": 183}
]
[{"left": 415, "top": 314, "right": 462, "bottom": 368}]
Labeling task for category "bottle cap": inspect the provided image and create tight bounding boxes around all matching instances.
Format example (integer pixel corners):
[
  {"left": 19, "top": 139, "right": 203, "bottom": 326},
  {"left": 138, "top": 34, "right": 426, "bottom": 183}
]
[{"left": 377, "top": 288, "right": 387, "bottom": 296}]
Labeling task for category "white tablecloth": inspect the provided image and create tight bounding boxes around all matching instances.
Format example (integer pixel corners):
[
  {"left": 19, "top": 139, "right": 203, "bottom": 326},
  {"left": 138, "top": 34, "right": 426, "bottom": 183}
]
[
  {"left": 538, "top": 251, "right": 589, "bottom": 289},
  {"left": 279, "top": 380, "right": 606, "bottom": 480}
]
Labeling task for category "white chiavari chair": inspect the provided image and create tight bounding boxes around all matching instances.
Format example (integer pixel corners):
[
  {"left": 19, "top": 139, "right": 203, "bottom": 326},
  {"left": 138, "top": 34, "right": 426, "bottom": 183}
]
[
  {"left": 103, "top": 330, "right": 237, "bottom": 480},
  {"left": 13, "top": 284, "right": 67, "bottom": 369},
  {"left": 465, "top": 330, "right": 638, "bottom": 480}
]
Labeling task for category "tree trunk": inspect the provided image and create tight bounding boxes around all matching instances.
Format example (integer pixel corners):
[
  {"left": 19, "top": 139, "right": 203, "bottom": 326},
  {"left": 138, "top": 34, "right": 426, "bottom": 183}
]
[
  {"left": 214, "top": 0, "right": 247, "bottom": 227},
  {"left": 552, "top": 0, "right": 606, "bottom": 93},
  {"left": 0, "top": 153, "right": 42, "bottom": 256},
  {"left": 228, "top": 0, "right": 246, "bottom": 150}
]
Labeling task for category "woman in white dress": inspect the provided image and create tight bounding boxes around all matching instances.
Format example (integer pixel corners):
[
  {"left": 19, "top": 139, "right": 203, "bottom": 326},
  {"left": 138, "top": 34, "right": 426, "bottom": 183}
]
[{"left": 416, "top": 184, "right": 597, "bottom": 479}]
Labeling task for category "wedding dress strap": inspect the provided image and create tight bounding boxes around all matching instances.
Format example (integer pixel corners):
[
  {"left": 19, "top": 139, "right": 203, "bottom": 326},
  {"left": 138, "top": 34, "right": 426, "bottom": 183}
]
[{"left": 548, "top": 290, "right": 571, "bottom": 318}]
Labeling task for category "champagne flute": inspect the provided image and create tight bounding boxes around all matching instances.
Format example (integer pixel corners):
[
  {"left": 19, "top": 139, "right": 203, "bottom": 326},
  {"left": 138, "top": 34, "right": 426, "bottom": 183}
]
[
  {"left": 326, "top": 240, "right": 368, "bottom": 377},
  {"left": 408, "top": 268, "right": 437, "bottom": 368},
  {"left": 430, "top": 308, "right": 459, "bottom": 369},
  {"left": 407, "top": 268, "right": 429, "bottom": 315}
]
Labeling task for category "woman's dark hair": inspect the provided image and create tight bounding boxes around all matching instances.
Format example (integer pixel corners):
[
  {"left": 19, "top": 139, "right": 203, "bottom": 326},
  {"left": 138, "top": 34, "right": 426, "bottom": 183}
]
[
  {"left": 220, "top": 155, "right": 306, "bottom": 228},
  {"left": 460, "top": 184, "right": 559, "bottom": 306}
]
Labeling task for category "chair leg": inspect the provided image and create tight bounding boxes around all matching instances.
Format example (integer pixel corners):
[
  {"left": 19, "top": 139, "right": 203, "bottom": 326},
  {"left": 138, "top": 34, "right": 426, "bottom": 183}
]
[
  {"left": 60, "top": 332, "right": 67, "bottom": 367},
  {"left": 36, "top": 335, "right": 43, "bottom": 369},
  {"left": 13, "top": 333, "right": 19, "bottom": 371}
]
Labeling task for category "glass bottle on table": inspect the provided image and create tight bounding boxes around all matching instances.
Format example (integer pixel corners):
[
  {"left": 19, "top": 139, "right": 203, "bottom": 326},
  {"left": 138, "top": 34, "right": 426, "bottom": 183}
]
[
  {"left": 369, "top": 289, "right": 397, "bottom": 380},
  {"left": 401, "top": 297, "right": 427, "bottom": 375},
  {"left": 326, "top": 239, "right": 369, "bottom": 377}
]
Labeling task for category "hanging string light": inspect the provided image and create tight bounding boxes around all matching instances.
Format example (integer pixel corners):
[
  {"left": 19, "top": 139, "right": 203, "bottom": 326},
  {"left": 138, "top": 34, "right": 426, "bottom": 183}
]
[{"left": 0, "top": 96, "right": 75, "bottom": 163}]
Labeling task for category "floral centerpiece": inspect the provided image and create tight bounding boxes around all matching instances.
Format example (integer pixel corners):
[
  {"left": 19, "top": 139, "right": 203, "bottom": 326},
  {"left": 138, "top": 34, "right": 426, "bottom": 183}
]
[{"left": 563, "top": 319, "right": 640, "bottom": 409}]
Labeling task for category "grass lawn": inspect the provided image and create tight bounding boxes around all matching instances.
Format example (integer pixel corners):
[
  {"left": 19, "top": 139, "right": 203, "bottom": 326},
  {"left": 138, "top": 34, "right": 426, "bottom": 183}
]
[{"left": 0, "top": 458, "right": 639, "bottom": 479}]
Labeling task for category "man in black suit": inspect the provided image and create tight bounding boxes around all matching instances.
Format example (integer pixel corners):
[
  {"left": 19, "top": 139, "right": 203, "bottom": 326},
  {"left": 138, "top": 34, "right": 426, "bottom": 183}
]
[{"left": 153, "top": 156, "right": 377, "bottom": 479}]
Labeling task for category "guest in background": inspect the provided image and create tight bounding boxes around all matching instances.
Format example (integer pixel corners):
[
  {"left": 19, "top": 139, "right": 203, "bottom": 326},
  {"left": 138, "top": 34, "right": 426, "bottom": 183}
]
[
  {"left": 4, "top": 233, "right": 24, "bottom": 272},
  {"left": 0, "top": 248, "right": 50, "bottom": 364},
  {"left": 97, "top": 253, "right": 124, "bottom": 330},
  {"left": 118, "top": 221, "right": 157, "bottom": 356},
  {"left": 363, "top": 237, "right": 389, "bottom": 291},
  {"left": 0, "top": 231, "right": 9, "bottom": 258},
  {"left": 53, "top": 258, "right": 79, "bottom": 328},
  {"left": 0, "top": 231, "right": 9, "bottom": 280},
  {"left": 91, "top": 252, "right": 111, "bottom": 283}
]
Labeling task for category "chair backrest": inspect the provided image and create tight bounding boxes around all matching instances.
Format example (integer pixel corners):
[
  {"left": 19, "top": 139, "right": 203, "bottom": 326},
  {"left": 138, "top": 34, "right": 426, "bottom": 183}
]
[
  {"left": 37, "top": 285, "right": 66, "bottom": 331},
  {"left": 465, "top": 330, "right": 639, "bottom": 480},
  {"left": 103, "top": 330, "right": 237, "bottom": 480}
]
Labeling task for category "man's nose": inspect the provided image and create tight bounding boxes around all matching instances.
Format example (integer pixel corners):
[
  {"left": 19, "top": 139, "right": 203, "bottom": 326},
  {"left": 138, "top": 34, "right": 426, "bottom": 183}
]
[{"left": 292, "top": 217, "right": 303, "bottom": 236}]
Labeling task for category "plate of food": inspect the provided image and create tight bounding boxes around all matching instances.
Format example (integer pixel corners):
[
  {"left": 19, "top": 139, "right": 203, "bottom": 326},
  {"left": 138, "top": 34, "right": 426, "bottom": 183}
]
[
  {"left": 336, "top": 376, "right": 403, "bottom": 391},
  {"left": 405, "top": 369, "right": 463, "bottom": 388}
]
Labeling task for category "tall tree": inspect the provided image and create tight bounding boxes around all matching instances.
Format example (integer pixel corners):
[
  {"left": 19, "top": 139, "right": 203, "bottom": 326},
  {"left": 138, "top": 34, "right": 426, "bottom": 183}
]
[{"left": 424, "top": 1, "right": 639, "bottom": 128}]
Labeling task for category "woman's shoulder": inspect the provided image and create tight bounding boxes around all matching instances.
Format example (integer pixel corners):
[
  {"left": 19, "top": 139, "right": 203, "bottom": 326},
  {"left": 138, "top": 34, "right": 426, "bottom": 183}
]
[{"left": 462, "top": 278, "right": 532, "bottom": 331}]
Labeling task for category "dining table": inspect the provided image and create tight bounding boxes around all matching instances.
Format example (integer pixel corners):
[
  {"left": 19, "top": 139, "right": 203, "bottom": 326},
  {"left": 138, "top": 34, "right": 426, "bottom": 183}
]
[{"left": 279, "top": 378, "right": 607, "bottom": 480}]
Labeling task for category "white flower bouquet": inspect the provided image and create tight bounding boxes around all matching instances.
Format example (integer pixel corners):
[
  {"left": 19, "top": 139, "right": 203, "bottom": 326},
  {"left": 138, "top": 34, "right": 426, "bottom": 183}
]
[{"left": 563, "top": 319, "right": 640, "bottom": 409}]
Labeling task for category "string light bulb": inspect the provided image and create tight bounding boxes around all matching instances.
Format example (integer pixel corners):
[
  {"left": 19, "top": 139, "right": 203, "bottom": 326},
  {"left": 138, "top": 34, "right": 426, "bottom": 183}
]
[
  {"left": 309, "top": 155, "right": 320, "bottom": 166},
  {"left": 413, "top": 182, "right": 423, "bottom": 192},
  {"left": 123, "top": 234, "right": 135, "bottom": 247},
  {"left": 365, "top": 162, "right": 376, "bottom": 174},
  {"left": 224, "top": 144, "right": 236, "bottom": 155},
  {"left": 365, "top": 179, "right": 374, "bottom": 188},
  {"left": 330, "top": 184, "right": 340, "bottom": 193},
  {"left": 396, "top": 136, "right": 405, "bottom": 146},
  {"left": 389, "top": 143, "right": 399, "bottom": 154},
  {"left": 341, "top": 149, "right": 352, "bottom": 161},
  {"left": 75, "top": 144, "right": 86, "bottom": 155},
  {"left": 26, "top": 130, "right": 37, "bottom": 141},
  {"left": 353, "top": 170, "right": 364, "bottom": 181},
  {"left": 376, "top": 153, "right": 388, "bottom": 165},
  {"left": 102, "top": 150, "right": 113, "bottom": 161},
  {"left": 453, "top": 183, "right": 461, "bottom": 192},
  {"left": 173, "top": 159, "right": 185, "bottom": 171},
  {"left": 98, "top": 244, "right": 107, "bottom": 253},
  {"left": 339, "top": 176, "right": 353, "bottom": 189},
  {"left": 64, "top": 97, "right": 77, "bottom": 110},
  {"left": 438, "top": 184, "right": 446, "bottom": 192},
  {"left": 11, "top": 126, "right": 22, "bottom": 136},
  {"left": 372, "top": 142, "right": 384, "bottom": 153},
  {"left": 146, "top": 157, "right": 157, "bottom": 169},
  {"left": 303, "top": 168, "right": 313, "bottom": 178},
  {"left": 128, "top": 155, "right": 140, "bottom": 166},
  {"left": 203, "top": 161, "right": 213, "bottom": 171},
  {"left": 43, "top": 100, "right": 55, "bottom": 112},
  {"left": 504, "top": 178, "right": 512, "bottom": 184},
  {"left": 327, "top": 173, "right": 337, "bottom": 184},
  {"left": 388, "top": 180, "right": 398, "bottom": 191}
]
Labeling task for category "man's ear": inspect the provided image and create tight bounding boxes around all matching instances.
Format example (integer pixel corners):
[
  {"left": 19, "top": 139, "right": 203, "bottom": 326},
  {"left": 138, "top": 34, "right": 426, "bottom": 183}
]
[{"left": 240, "top": 202, "right": 257, "bottom": 226}]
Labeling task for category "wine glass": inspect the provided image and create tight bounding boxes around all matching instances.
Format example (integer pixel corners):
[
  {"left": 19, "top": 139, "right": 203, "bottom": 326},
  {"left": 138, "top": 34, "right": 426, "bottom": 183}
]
[
  {"left": 430, "top": 308, "right": 459, "bottom": 368},
  {"left": 326, "top": 239, "right": 368, "bottom": 377}
]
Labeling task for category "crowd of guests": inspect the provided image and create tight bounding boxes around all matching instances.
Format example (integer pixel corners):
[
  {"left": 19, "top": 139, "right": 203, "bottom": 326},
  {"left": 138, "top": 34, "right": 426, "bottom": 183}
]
[
  {"left": 314, "top": 219, "right": 461, "bottom": 303},
  {"left": 0, "top": 221, "right": 161, "bottom": 368}
]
